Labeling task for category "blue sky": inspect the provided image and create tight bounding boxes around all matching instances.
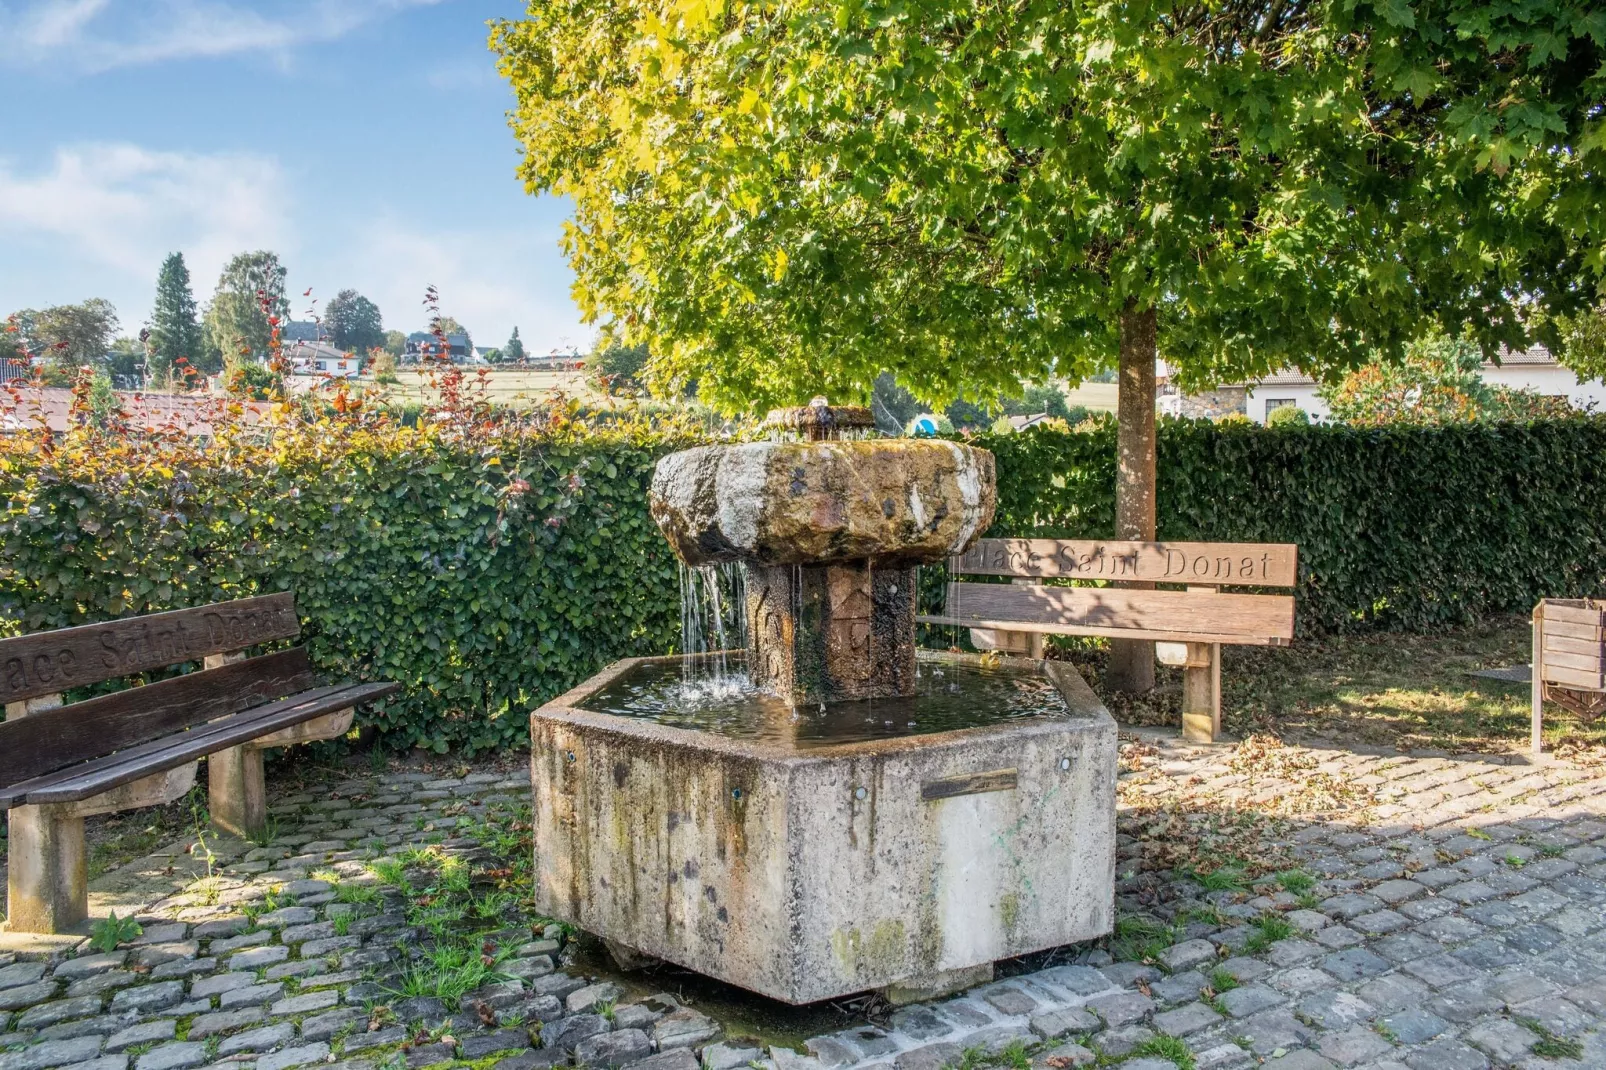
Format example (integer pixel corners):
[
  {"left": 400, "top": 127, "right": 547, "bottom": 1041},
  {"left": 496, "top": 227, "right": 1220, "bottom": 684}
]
[{"left": 0, "top": 0, "right": 590, "bottom": 354}]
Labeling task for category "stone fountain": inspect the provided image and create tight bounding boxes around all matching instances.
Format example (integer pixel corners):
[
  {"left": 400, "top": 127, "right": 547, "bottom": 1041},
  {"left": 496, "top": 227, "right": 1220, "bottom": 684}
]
[{"left": 530, "top": 399, "right": 1117, "bottom": 1005}]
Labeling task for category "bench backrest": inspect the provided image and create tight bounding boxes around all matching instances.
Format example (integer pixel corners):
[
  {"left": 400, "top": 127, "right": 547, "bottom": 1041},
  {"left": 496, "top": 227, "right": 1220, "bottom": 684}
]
[
  {"left": 938, "top": 538, "right": 1298, "bottom": 646},
  {"left": 0, "top": 594, "right": 310, "bottom": 790},
  {"left": 1, "top": 593, "right": 300, "bottom": 706},
  {"left": 952, "top": 538, "right": 1298, "bottom": 587}
]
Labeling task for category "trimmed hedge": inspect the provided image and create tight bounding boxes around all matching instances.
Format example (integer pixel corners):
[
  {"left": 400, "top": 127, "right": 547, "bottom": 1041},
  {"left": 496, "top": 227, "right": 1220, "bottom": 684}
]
[
  {"left": 5, "top": 412, "right": 1604, "bottom": 750},
  {"left": 973, "top": 418, "right": 1606, "bottom": 633},
  {"left": 0, "top": 417, "right": 692, "bottom": 752}
]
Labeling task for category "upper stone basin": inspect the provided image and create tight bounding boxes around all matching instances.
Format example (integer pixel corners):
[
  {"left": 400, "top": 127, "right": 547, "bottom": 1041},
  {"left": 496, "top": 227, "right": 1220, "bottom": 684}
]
[{"left": 650, "top": 438, "right": 996, "bottom": 568}]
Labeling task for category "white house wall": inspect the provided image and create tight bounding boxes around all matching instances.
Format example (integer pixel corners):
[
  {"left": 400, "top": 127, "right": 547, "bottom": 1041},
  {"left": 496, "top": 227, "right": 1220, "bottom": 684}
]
[{"left": 1245, "top": 384, "right": 1330, "bottom": 423}]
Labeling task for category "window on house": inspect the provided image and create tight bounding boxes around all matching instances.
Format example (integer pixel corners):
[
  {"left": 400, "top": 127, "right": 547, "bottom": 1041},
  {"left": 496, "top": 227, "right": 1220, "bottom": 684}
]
[
  {"left": 316, "top": 361, "right": 327, "bottom": 371},
  {"left": 1265, "top": 398, "right": 1295, "bottom": 416}
]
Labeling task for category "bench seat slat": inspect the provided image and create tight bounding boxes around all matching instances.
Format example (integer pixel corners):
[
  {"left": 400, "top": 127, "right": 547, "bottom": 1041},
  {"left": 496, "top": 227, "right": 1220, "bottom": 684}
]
[
  {"left": 929, "top": 581, "right": 1295, "bottom": 644},
  {"left": 0, "top": 648, "right": 319, "bottom": 789},
  {"left": 1, "top": 681, "right": 399, "bottom": 808}
]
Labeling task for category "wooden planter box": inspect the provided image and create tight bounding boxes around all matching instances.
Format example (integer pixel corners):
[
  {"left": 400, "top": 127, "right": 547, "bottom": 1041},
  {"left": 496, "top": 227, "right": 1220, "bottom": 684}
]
[{"left": 1536, "top": 599, "right": 1606, "bottom": 692}]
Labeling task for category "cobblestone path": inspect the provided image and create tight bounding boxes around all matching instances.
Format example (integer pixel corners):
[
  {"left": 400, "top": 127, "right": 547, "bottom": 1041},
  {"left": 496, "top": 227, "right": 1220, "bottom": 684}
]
[{"left": 2, "top": 736, "right": 1604, "bottom": 1070}]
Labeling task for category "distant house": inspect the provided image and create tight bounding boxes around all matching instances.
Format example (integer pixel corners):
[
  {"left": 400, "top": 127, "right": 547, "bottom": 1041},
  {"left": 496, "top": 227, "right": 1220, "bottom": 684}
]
[
  {"left": 1158, "top": 347, "right": 1605, "bottom": 423},
  {"left": 282, "top": 321, "right": 324, "bottom": 344},
  {"left": 404, "top": 332, "right": 472, "bottom": 362},
  {"left": 288, "top": 341, "right": 360, "bottom": 379}
]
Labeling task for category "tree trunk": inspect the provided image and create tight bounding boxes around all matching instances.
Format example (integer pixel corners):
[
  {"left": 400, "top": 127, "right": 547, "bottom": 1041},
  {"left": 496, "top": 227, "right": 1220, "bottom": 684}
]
[{"left": 1106, "top": 304, "right": 1157, "bottom": 693}]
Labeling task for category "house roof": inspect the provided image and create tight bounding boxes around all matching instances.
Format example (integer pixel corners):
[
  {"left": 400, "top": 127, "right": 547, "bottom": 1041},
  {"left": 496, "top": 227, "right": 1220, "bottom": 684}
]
[
  {"left": 288, "top": 340, "right": 352, "bottom": 362},
  {"left": 1, "top": 386, "right": 267, "bottom": 435},
  {"left": 283, "top": 321, "right": 323, "bottom": 343}
]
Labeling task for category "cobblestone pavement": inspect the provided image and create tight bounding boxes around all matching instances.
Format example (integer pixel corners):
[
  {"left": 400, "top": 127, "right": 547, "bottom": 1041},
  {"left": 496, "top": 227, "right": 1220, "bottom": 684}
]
[{"left": 2, "top": 735, "right": 1605, "bottom": 1070}]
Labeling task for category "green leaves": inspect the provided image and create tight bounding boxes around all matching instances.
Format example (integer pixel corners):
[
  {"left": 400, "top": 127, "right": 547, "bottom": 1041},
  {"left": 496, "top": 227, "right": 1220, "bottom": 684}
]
[
  {"left": 974, "top": 418, "right": 1606, "bottom": 635},
  {"left": 493, "top": 0, "right": 1603, "bottom": 414}
]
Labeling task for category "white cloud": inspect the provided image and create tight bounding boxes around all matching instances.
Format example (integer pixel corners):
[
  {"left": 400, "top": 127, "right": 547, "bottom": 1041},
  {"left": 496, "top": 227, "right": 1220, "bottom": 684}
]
[
  {"left": 0, "top": 140, "right": 586, "bottom": 352},
  {"left": 1, "top": 0, "right": 447, "bottom": 72},
  {"left": 0, "top": 142, "right": 290, "bottom": 293}
]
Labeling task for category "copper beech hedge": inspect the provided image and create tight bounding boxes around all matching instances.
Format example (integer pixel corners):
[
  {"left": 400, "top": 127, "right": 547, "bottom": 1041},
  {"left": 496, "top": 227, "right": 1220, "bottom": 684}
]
[
  {"left": 4, "top": 398, "right": 1605, "bottom": 750},
  {"left": 0, "top": 396, "right": 698, "bottom": 752}
]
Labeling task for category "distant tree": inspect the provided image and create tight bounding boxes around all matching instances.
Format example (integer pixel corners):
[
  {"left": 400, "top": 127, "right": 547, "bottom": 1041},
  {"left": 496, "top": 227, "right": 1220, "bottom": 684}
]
[
  {"left": 382, "top": 329, "right": 407, "bottom": 358},
  {"left": 479, "top": 347, "right": 504, "bottom": 364},
  {"left": 593, "top": 339, "right": 649, "bottom": 394},
  {"left": 944, "top": 397, "right": 993, "bottom": 432},
  {"left": 1556, "top": 302, "right": 1606, "bottom": 386},
  {"left": 105, "top": 336, "right": 147, "bottom": 385},
  {"left": 204, "top": 251, "right": 289, "bottom": 366},
  {"left": 504, "top": 327, "right": 528, "bottom": 363},
  {"left": 149, "top": 252, "right": 203, "bottom": 384},
  {"left": 1001, "top": 382, "right": 1071, "bottom": 421},
  {"left": 28, "top": 299, "right": 120, "bottom": 371},
  {"left": 870, "top": 372, "right": 920, "bottom": 434},
  {"left": 369, "top": 348, "right": 400, "bottom": 385},
  {"left": 326, "top": 289, "right": 385, "bottom": 354},
  {"left": 1321, "top": 335, "right": 1569, "bottom": 426}
]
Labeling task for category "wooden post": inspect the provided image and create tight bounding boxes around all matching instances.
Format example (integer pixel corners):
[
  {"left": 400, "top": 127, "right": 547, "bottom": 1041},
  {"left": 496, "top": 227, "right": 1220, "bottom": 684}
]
[
  {"left": 204, "top": 652, "right": 266, "bottom": 840},
  {"left": 1532, "top": 603, "right": 1545, "bottom": 757},
  {"left": 6, "top": 693, "right": 90, "bottom": 934},
  {"left": 1180, "top": 643, "right": 1221, "bottom": 743}
]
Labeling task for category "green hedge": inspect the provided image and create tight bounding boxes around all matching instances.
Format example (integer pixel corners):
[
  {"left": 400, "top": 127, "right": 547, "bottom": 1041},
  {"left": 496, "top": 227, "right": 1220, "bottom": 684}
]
[
  {"left": 972, "top": 418, "right": 1606, "bottom": 633},
  {"left": 0, "top": 420, "right": 691, "bottom": 752},
  {"left": 5, "top": 414, "right": 1604, "bottom": 751}
]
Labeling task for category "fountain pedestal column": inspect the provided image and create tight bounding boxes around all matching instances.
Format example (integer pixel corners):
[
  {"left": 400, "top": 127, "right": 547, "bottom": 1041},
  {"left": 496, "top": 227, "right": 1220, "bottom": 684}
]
[{"left": 746, "top": 562, "right": 918, "bottom": 705}]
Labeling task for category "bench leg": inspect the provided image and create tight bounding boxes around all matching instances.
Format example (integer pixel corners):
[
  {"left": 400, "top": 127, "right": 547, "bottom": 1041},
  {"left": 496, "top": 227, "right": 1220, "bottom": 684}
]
[
  {"left": 5, "top": 804, "right": 87, "bottom": 934},
  {"left": 1532, "top": 609, "right": 1544, "bottom": 757},
  {"left": 1181, "top": 642, "right": 1221, "bottom": 743},
  {"left": 209, "top": 744, "right": 266, "bottom": 840}
]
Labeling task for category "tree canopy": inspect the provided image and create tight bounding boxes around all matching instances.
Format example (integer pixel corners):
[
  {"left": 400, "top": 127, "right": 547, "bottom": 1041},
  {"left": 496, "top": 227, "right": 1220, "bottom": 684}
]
[
  {"left": 1320, "top": 333, "right": 1571, "bottom": 424},
  {"left": 494, "top": 0, "right": 1605, "bottom": 413},
  {"left": 14, "top": 299, "right": 120, "bottom": 371},
  {"left": 326, "top": 289, "right": 386, "bottom": 354},
  {"left": 205, "top": 251, "right": 289, "bottom": 365}
]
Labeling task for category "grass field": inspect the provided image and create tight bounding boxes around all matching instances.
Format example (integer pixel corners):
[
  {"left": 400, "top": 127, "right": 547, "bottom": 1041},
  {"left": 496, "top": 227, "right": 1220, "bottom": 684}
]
[
  {"left": 1064, "top": 381, "right": 1119, "bottom": 413},
  {"left": 371, "top": 367, "right": 596, "bottom": 407}
]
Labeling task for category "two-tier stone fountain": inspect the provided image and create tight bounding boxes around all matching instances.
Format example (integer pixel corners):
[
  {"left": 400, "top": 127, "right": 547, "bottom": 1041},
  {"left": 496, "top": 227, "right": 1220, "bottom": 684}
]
[{"left": 530, "top": 399, "right": 1116, "bottom": 1005}]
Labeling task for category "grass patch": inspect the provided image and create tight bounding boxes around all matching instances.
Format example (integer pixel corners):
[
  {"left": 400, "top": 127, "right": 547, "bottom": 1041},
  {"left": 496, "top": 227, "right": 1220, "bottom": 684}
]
[
  {"left": 1516, "top": 1016, "right": 1585, "bottom": 1060},
  {"left": 1131, "top": 1034, "right": 1196, "bottom": 1069},
  {"left": 1208, "top": 968, "right": 1239, "bottom": 995},
  {"left": 1243, "top": 912, "right": 1294, "bottom": 953},
  {"left": 1109, "top": 914, "right": 1178, "bottom": 963},
  {"left": 386, "top": 941, "right": 510, "bottom": 1004},
  {"left": 1274, "top": 869, "right": 1315, "bottom": 895},
  {"left": 1192, "top": 865, "right": 1248, "bottom": 893}
]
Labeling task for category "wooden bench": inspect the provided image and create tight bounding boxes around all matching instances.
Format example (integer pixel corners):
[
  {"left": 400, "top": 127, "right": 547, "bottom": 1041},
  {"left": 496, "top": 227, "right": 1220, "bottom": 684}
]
[
  {"left": 918, "top": 538, "right": 1298, "bottom": 742},
  {"left": 1, "top": 594, "right": 399, "bottom": 934},
  {"left": 1531, "top": 598, "right": 1606, "bottom": 756}
]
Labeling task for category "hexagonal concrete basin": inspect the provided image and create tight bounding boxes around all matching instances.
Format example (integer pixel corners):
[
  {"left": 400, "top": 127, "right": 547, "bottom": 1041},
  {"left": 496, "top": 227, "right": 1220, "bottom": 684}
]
[{"left": 530, "top": 651, "right": 1117, "bottom": 1005}]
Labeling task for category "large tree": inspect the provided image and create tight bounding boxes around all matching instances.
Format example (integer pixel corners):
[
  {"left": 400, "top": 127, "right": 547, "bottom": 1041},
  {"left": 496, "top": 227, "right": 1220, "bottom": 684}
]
[
  {"left": 204, "top": 251, "right": 289, "bottom": 366},
  {"left": 326, "top": 289, "right": 385, "bottom": 354},
  {"left": 149, "top": 252, "right": 203, "bottom": 386},
  {"left": 495, "top": 0, "right": 1604, "bottom": 689},
  {"left": 27, "top": 299, "right": 119, "bottom": 370}
]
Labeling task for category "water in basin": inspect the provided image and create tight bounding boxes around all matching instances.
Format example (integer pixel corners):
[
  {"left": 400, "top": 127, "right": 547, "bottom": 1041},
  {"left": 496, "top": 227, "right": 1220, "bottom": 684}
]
[{"left": 581, "top": 652, "right": 1069, "bottom": 749}]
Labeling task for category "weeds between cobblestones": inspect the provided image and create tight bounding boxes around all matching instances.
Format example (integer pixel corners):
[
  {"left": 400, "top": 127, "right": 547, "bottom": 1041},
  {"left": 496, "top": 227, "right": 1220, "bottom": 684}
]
[{"left": 2, "top": 732, "right": 1605, "bottom": 1070}]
